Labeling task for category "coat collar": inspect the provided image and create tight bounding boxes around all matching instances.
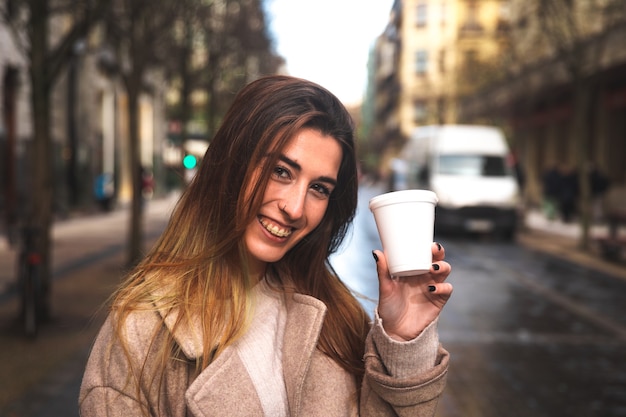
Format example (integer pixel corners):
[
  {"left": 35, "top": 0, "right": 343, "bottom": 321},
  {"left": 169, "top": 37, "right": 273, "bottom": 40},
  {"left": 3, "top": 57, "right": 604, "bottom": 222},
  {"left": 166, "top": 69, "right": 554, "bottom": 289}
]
[
  {"left": 156, "top": 287, "right": 328, "bottom": 362},
  {"left": 154, "top": 294, "right": 204, "bottom": 360},
  {"left": 282, "top": 293, "right": 327, "bottom": 415},
  {"left": 181, "top": 291, "right": 328, "bottom": 416}
]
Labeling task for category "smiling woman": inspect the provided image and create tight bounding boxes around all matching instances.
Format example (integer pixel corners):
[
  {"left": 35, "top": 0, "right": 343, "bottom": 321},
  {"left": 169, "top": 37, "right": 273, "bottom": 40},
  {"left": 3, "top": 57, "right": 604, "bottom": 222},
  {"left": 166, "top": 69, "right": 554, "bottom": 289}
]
[
  {"left": 244, "top": 128, "right": 342, "bottom": 275},
  {"left": 79, "top": 75, "right": 453, "bottom": 417}
]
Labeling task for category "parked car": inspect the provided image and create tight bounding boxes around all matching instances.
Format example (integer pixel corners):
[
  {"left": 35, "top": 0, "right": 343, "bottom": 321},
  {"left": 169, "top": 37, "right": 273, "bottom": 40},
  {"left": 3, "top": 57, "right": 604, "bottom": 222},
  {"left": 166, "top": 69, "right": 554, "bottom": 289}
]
[{"left": 391, "top": 124, "right": 521, "bottom": 239}]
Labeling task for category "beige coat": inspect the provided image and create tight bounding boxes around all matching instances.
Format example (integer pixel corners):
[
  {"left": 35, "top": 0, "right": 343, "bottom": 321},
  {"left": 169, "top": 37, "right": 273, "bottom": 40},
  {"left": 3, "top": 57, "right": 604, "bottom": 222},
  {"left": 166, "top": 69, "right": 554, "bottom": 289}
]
[{"left": 79, "top": 292, "right": 449, "bottom": 417}]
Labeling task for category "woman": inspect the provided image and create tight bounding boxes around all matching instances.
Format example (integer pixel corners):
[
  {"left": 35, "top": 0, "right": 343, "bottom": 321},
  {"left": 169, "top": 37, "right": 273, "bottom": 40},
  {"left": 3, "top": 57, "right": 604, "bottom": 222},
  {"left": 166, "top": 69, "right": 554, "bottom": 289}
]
[{"left": 79, "top": 75, "right": 453, "bottom": 416}]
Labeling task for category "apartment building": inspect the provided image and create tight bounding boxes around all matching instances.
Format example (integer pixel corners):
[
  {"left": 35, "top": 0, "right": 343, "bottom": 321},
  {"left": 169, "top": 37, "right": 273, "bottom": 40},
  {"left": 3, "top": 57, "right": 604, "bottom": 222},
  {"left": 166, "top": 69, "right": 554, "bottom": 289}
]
[
  {"left": 0, "top": 8, "right": 166, "bottom": 237},
  {"left": 371, "top": 0, "right": 625, "bottom": 209},
  {"left": 0, "top": 9, "right": 30, "bottom": 233},
  {"left": 458, "top": 0, "right": 626, "bottom": 204},
  {"left": 371, "top": 0, "right": 510, "bottom": 175}
]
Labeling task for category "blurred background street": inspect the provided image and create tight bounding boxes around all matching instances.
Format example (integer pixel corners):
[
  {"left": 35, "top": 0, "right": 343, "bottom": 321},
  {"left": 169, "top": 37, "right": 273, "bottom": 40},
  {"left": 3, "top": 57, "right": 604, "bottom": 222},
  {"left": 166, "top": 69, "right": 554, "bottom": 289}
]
[{"left": 2, "top": 0, "right": 626, "bottom": 416}]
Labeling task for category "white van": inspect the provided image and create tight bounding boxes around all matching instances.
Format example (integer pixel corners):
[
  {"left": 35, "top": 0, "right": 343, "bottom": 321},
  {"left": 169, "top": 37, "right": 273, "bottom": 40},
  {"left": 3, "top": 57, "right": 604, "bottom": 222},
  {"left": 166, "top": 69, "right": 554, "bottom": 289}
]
[{"left": 392, "top": 125, "right": 521, "bottom": 239}]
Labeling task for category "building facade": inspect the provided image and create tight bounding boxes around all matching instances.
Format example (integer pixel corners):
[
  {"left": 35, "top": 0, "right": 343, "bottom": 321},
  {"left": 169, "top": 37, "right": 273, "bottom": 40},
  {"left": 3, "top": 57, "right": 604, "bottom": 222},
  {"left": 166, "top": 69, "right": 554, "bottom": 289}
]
[
  {"left": 371, "top": 0, "right": 510, "bottom": 178},
  {"left": 457, "top": 0, "right": 626, "bottom": 205},
  {"left": 371, "top": 0, "right": 626, "bottom": 209},
  {"left": 1, "top": 7, "right": 167, "bottom": 239}
]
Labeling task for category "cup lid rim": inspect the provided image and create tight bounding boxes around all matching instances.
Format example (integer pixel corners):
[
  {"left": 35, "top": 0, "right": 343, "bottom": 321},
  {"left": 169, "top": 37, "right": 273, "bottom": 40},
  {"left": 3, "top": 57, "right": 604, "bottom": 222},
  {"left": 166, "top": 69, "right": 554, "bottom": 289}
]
[{"left": 369, "top": 190, "right": 438, "bottom": 210}]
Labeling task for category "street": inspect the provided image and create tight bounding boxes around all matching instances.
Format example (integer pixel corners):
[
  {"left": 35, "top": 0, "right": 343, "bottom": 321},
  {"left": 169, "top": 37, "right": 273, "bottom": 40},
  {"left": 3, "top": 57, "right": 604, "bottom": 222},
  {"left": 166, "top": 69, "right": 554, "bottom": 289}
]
[
  {"left": 332, "top": 183, "right": 626, "bottom": 417},
  {"left": 1, "top": 185, "right": 625, "bottom": 416}
]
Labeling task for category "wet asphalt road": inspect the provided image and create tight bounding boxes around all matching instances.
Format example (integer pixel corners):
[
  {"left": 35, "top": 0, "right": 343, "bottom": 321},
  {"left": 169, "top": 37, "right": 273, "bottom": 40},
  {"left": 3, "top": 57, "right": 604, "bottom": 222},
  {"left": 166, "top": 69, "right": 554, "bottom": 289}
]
[
  {"left": 1, "top": 184, "right": 625, "bottom": 416},
  {"left": 331, "top": 183, "right": 626, "bottom": 417},
  {"left": 434, "top": 238, "right": 626, "bottom": 417}
]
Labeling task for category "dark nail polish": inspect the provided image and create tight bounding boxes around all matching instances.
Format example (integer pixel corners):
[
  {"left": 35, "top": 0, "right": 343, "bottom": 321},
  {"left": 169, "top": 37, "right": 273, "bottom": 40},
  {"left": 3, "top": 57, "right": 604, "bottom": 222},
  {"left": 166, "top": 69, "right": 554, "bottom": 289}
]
[
  {"left": 372, "top": 251, "right": 379, "bottom": 262},
  {"left": 432, "top": 263, "right": 440, "bottom": 271},
  {"left": 428, "top": 285, "right": 436, "bottom": 292},
  {"left": 436, "top": 242, "right": 442, "bottom": 251}
]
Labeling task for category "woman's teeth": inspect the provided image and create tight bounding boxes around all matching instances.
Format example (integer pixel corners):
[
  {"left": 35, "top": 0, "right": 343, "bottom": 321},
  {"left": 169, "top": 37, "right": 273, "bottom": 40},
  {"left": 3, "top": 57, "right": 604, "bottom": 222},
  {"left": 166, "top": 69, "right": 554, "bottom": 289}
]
[{"left": 260, "top": 218, "right": 292, "bottom": 237}]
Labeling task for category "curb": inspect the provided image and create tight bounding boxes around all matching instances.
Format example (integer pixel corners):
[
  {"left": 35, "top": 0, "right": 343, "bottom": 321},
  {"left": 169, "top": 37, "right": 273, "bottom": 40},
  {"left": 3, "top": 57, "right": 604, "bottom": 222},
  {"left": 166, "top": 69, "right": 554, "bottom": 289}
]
[{"left": 517, "top": 229, "right": 626, "bottom": 282}]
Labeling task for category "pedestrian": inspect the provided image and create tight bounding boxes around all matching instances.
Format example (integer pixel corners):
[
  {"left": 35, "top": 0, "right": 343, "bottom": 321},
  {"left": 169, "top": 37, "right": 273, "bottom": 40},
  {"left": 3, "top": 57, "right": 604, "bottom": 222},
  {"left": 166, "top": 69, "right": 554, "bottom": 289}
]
[
  {"left": 542, "top": 163, "right": 561, "bottom": 220},
  {"left": 78, "top": 75, "right": 453, "bottom": 416},
  {"left": 589, "top": 164, "right": 610, "bottom": 222},
  {"left": 140, "top": 166, "right": 155, "bottom": 200},
  {"left": 93, "top": 173, "right": 115, "bottom": 212},
  {"left": 557, "top": 163, "right": 579, "bottom": 223}
]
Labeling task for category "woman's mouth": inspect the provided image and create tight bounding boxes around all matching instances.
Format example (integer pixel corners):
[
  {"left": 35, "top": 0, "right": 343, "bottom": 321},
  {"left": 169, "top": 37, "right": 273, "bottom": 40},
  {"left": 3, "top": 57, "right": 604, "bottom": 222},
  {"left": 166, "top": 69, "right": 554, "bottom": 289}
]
[{"left": 259, "top": 217, "right": 293, "bottom": 238}]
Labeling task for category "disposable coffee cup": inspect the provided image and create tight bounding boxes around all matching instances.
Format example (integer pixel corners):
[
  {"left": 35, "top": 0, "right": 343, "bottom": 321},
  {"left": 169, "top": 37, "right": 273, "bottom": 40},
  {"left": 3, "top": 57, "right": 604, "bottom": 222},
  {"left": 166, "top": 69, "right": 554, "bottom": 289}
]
[{"left": 369, "top": 190, "right": 438, "bottom": 277}]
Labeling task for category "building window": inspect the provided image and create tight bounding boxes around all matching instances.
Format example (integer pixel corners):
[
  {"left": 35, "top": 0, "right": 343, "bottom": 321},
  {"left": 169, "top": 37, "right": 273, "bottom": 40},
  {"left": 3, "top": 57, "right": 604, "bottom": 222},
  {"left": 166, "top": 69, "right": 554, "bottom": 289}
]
[
  {"left": 414, "top": 101, "right": 427, "bottom": 122},
  {"left": 462, "top": 49, "right": 479, "bottom": 83},
  {"left": 416, "top": 2, "right": 427, "bottom": 27},
  {"left": 464, "top": 49, "right": 478, "bottom": 68},
  {"left": 497, "top": 2, "right": 511, "bottom": 32},
  {"left": 415, "top": 50, "right": 428, "bottom": 75},
  {"left": 467, "top": 1, "right": 479, "bottom": 24},
  {"left": 440, "top": 2, "right": 447, "bottom": 27},
  {"left": 438, "top": 50, "right": 446, "bottom": 73},
  {"left": 461, "top": 1, "right": 483, "bottom": 32}
]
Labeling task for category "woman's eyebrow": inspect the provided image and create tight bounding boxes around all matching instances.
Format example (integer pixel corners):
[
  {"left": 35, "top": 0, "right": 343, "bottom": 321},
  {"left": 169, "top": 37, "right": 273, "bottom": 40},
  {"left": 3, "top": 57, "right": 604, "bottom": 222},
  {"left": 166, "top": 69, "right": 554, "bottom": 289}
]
[
  {"left": 278, "top": 155, "right": 338, "bottom": 186},
  {"left": 278, "top": 154, "right": 301, "bottom": 171}
]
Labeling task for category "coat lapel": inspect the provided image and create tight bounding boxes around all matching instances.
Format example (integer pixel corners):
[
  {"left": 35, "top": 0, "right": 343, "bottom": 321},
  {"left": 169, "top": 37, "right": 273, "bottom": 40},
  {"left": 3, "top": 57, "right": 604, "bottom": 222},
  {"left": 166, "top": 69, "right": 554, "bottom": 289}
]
[
  {"left": 282, "top": 293, "right": 327, "bottom": 416},
  {"left": 185, "top": 345, "right": 264, "bottom": 416},
  {"left": 163, "top": 289, "right": 328, "bottom": 417}
]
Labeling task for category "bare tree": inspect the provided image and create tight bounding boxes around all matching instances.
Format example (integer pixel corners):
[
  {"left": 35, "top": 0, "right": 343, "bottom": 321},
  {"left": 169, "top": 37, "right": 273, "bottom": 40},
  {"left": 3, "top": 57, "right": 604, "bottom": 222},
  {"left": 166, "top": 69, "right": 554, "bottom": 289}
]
[
  {"left": 3, "top": 0, "right": 108, "bottom": 317},
  {"left": 198, "top": 0, "right": 282, "bottom": 136},
  {"left": 164, "top": 0, "right": 282, "bottom": 147},
  {"left": 102, "top": 0, "right": 192, "bottom": 266},
  {"left": 105, "top": 0, "right": 280, "bottom": 267}
]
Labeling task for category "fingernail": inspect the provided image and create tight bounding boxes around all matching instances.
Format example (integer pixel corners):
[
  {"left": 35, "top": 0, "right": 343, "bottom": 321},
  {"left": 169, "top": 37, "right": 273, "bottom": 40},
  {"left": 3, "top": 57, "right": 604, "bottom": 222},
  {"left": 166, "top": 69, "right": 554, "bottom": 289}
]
[
  {"left": 436, "top": 242, "right": 442, "bottom": 251},
  {"left": 432, "top": 263, "right": 440, "bottom": 271},
  {"left": 428, "top": 285, "right": 436, "bottom": 292},
  {"left": 372, "top": 251, "right": 379, "bottom": 262}
]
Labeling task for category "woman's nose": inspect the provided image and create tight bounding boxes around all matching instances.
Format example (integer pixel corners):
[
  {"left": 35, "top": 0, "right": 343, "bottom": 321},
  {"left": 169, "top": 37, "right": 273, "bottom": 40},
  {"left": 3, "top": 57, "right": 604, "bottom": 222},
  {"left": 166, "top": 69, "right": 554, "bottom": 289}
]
[{"left": 281, "top": 186, "right": 306, "bottom": 219}]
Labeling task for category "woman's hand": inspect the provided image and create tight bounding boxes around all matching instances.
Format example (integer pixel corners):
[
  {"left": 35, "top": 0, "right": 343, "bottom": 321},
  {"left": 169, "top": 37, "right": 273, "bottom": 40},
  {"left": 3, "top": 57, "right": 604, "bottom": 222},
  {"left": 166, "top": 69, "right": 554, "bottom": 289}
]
[{"left": 374, "top": 242, "right": 453, "bottom": 342}]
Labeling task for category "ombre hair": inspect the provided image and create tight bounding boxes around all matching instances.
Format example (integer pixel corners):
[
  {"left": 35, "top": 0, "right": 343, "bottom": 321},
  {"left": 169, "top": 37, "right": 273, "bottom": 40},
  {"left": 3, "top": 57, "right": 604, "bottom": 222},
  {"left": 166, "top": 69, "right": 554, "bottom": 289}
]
[{"left": 110, "top": 75, "right": 369, "bottom": 404}]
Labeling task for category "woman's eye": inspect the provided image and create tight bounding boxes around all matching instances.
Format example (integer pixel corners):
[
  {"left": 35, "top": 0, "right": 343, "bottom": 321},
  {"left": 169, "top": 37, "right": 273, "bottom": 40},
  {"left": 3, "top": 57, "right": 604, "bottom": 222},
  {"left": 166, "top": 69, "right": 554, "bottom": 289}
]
[
  {"left": 272, "top": 166, "right": 291, "bottom": 180},
  {"left": 311, "top": 183, "right": 332, "bottom": 197}
]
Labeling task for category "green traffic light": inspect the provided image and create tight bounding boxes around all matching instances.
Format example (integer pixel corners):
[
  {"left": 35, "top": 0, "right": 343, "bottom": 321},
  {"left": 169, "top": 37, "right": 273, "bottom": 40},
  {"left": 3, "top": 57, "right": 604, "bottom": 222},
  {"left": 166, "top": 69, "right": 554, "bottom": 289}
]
[{"left": 183, "top": 154, "right": 197, "bottom": 169}]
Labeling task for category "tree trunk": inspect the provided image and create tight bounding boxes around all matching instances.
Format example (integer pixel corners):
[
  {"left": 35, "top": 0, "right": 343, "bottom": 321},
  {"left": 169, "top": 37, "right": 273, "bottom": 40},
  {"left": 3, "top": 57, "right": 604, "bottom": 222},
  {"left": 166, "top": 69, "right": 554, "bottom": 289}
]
[
  {"left": 29, "top": 0, "right": 53, "bottom": 317},
  {"left": 179, "top": 26, "right": 191, "bottom": 170},
  {"left": 2, "top": 69, "right": 18, "bottom": 244},
  {"left": 127, "top": 86, "right": 144, "bottom": 266}
]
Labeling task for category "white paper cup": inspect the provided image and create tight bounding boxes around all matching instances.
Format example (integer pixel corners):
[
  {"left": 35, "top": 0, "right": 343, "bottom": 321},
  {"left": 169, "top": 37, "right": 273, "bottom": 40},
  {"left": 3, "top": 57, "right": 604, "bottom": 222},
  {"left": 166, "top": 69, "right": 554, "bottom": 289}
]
[{"left": 369, "top": 190, "right": 438, "bottom": 276}]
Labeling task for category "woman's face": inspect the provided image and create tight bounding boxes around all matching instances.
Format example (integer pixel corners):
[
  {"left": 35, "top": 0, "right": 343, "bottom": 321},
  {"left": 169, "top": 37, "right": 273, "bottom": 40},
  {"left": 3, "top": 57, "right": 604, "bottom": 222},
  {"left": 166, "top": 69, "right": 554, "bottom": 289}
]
[{"left": 243, "top": 128, "right": 342, "bottom": 278}]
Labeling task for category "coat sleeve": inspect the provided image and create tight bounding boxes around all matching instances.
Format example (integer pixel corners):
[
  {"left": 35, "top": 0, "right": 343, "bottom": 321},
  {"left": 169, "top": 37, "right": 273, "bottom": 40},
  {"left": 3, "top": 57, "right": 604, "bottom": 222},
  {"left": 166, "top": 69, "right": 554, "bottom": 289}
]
[
  {"left": 359, "top": 318, "right": 449, "bottom": 417},
  {"left": 78, "top": 312, "right": 190, "bottom": 417},
  {"left": 79, "top": 314, "right": 151, "bottom": 416}
]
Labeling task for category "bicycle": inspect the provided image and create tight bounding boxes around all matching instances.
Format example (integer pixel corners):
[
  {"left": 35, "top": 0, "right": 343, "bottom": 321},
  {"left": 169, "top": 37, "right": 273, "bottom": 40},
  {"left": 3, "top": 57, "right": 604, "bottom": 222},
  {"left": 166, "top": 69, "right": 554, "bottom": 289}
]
[{"left": 17, "top": 226, "right": 43, "bottom": 337}]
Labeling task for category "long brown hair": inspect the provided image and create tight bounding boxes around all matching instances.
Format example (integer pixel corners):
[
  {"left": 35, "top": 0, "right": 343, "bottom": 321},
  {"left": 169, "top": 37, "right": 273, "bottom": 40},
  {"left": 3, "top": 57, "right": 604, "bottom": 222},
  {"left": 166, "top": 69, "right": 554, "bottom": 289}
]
[{"left": 111, "top": 75, "right": 369, "bottom": 397}]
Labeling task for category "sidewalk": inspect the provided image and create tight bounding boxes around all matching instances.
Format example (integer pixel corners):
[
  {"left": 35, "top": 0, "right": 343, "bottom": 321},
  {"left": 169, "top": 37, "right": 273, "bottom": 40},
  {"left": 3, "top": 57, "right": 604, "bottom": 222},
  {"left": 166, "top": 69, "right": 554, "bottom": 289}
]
[
  {"left": 0, "top": 194, "right": 177, "bottom": 415},
  {"left": 517, "top": 209, "right": 626, "bottom": 282},
  {"left": 0, "top": 248, "right": 125, "bottom": 415},
  {"left": 0, "top": 193, "right": 180, "bottom": 297}
]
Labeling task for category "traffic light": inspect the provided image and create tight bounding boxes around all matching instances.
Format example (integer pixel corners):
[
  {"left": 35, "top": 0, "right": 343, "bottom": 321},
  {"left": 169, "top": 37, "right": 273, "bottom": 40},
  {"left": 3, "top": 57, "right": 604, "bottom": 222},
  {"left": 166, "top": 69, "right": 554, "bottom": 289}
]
[{"left": 183, "top": 154, "right": 197, "bottom": 170}]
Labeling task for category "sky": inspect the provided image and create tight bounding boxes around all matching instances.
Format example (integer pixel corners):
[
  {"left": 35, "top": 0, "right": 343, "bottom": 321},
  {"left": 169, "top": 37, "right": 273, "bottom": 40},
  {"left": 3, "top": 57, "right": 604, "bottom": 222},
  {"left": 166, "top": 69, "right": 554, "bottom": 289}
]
[{"left": 265, "top": 0, "right": 394, "bottom": 106}]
